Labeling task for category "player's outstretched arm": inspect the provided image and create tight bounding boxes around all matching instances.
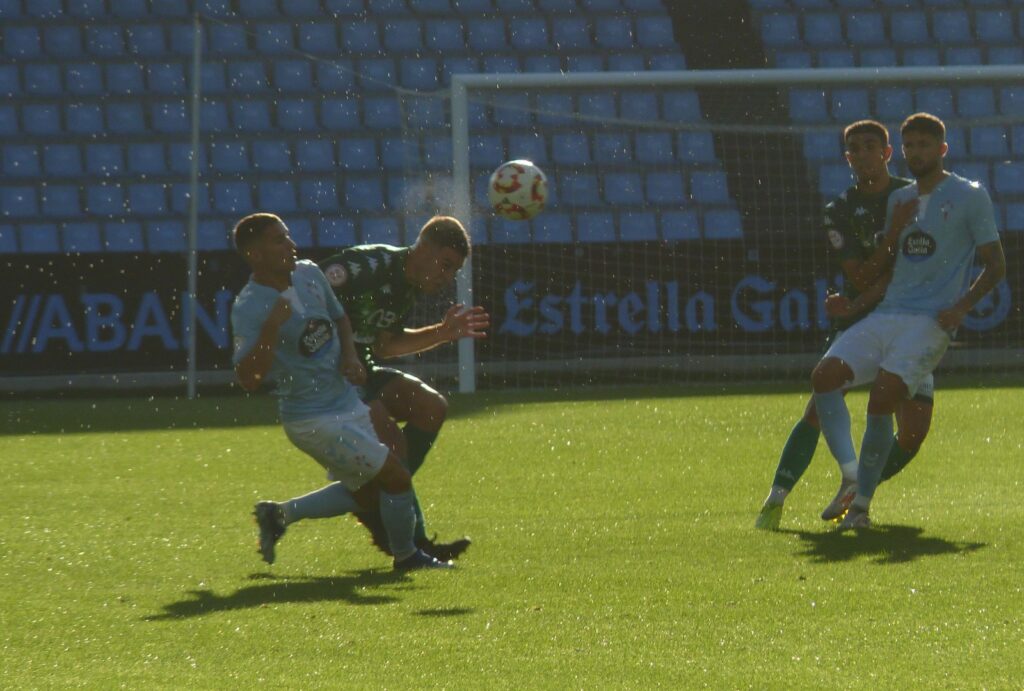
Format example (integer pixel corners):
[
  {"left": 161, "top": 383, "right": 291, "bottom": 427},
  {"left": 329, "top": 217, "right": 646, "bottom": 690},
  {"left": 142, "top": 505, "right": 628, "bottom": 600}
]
[
  {"left": 937, "top": 240, "right": 1006, "bottom": 331},
  {"left": 235, "top": 297, "right": 291, "bottom": 392},
  {"left": 373, "top": 304, "right": 490, "bottom": 360},
  {"left": 334, "top": 314, "right": 367, "bottom": 386}
]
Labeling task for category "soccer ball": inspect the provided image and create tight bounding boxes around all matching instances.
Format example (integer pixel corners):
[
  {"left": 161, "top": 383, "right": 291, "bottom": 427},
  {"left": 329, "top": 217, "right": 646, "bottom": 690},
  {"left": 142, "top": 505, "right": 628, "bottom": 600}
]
[{"left": 488, "top": 160, "right": 548, "bottom": 221}]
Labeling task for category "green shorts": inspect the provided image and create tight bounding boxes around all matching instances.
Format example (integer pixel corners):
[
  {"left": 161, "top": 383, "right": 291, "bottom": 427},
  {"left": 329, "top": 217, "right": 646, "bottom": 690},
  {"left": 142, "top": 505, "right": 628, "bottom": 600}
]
[{"left": 359, "top": 366, "right": 404, "bottom": 403}]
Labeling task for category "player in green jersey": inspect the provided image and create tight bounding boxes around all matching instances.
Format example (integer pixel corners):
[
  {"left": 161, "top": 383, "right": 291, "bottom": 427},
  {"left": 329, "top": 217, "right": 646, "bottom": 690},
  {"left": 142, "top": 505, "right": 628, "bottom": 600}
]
[
  {"left": 320, "top": 216, "right": 489, "bottom": 559},
  {"left": 755, "top": 120, "right": 935, "bottom": 530}
]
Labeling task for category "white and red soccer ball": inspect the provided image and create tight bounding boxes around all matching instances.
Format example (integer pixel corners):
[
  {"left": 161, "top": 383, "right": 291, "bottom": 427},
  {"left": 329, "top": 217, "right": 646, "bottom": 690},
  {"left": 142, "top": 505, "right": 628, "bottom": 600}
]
[{"left": 488, "top": 159, "right": 547, "bottom": 221}]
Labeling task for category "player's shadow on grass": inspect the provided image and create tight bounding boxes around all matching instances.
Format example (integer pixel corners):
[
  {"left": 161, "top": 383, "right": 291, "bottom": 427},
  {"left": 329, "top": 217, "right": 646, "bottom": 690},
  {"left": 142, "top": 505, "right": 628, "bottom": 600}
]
[
  {"left": 783, "top": 524, "right": 987, "bottom": 565},
  {"left": 144, "top": 569, "right": 407, "bottom": 621}
]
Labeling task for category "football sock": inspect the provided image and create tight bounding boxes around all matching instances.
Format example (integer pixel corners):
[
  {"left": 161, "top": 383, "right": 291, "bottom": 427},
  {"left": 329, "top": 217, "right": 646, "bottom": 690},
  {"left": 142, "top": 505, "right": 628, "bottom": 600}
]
[
  {"left": 280, "top": 483, "right": 360, "bottom": 525},
  {"left": 411, "top": 486, "right": 428, "bottom": 544},
  {"left": 770, "top": 419, "right": 821, "bottom": 494},
  {"left": 379, "top": 489, "right": 417, "bottom": 561},
  {"left": 856, "top": 414, "right": 895, "bottom": 504},
  {"left": 766, "top": 486, "right": 789, "bottom": 506},
  {"left": 402, "top": 424, "right": 438, "bottom": 476},
  {"left": 880, "top": 440, "right": 917, "bottom": 482},
  {"left": 813, "top": 391, "right": 858, "bottom": 480}
]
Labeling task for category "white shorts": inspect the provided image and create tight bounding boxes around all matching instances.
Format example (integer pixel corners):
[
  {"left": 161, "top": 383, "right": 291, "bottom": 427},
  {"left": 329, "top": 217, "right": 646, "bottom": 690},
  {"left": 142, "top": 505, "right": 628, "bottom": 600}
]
[
  {"left": 824, "top": 312, "right": 949, "bottom": 398},
  {"left": 283, "top": 404, "right": 389, "bottom": 491}
]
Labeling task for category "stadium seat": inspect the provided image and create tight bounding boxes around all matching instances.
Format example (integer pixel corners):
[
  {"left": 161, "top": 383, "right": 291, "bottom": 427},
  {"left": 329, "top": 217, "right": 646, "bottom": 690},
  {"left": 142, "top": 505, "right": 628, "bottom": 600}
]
[
  {"left": 200, "top": 64, "right": 226, "bottom": 94},
  {"left": 425, "top": 19, "right": 465, "bottom": 51},
  {"left": 229, "top": 61, "right": 269, "bottom": 92},
  {"left": 491, "top": 94, "right": 531, "bottom": 128},
  {"left": 567, "top": 54, "right": 604, "bottom": 72},
  {"left": 803, "top": 131, "right": 841, "bottom": 161},
  {"left": 636, "top": 16, "right": 676, "bottom": 48},
  {"left": 915, "top": 87, "right": 954, "bottom": 118},
  {"left": 579, "top": 94, "right": 616, "bottom": 119},
  {"left": 774, "top": 51, "right": 813, "bottom": 69},
  {"left": 466, "top": 18, "right": 506, "bottom": 51},
  {"left": 44, "top": 25, "right": 83, "bottom": 58},
  {"left": 957, "top": 162, "right": 991, "bottom": 191},
  {"left": 549, "top": 134, "right": 587, "bottom": 166},
  {"left": 889, "top": 12, "right": 929, "bottom": 46},
  {"left": 603, "top": 173, "right": 644, "bottom": 205},
  {"left": 128, "top": 184, "right": 168, "bottom": 216},
  {"left": 560, "top": 173, "right": 601, "bottom": 207},
  {"left": 192, "top": 220, "right": 227, "bottom": 251},
  {"left": 401, "top": 58, "right": 439, "bottom": 90},
  {"left": 958, "top": 87, "right": 996, "bottom": 118},
  {"left": 423, "top": 136, "right": 453, "bottom": 171},
  {"left": 595, "top": 16, "right": 634, "bottom": 49},
  {"left": 318, "top": 217, "right": 357, "bottom": 247},
  {"left": 128, "top": 144, "right": 166, "bottom": 175},
  {"left": 507, "top": 134, "right": 547, "bottom": 164},
  {"left": 23, "top": 64, "right": 59, "bottom": 97},
  {"left": 358, "top": 57, "right": 398, "bottom": 91},
  {"left": 299, "top": 23, "right": 338, "bottom": 54},
  {"left": 510, "top": 18, "right": 549, "bottom": 50},
  {"left": 316, "top": 61, "right": 356, "bottom": 93},
  {"left": 167, "top": 24, "right": 197, "bottom": 55},
  {"left": 677, "top": 132, "right": 717, "bottom": 164},
  {"left": 294, "top": 140, "right": 335, "bottom": 172},
  {"left": 70, "top": 0, "right": 105, "bottom": 17},
  {"left": 645, "top": 171, "right": 686, "bottom": 205},
  {"left": 278, "top": 99, "right": 317, "bottom": 131},
  {"left": 66, "top": 103, "right": 104, "bottom": 135},
  {"left": 231, "top": 101, "right": 271, "bottom": 132},
  {"left": 661, "top": 210, "right": 700, "bottom": 241},
  {"left": 126, "top": 25, "right": 168, "bottom": 56},
  {"left": 208, "top": 24, "right": 248, "bottom": 55},
  {"left": 106, "top": 63, "right": 144, "bottom": 95},
  {"left": 441, "top": 56, "right": 480, "bottom": 86},
  {"left": 3, "top": 145, "right": 40, "bottom": 177},
  {"left": 321, "top": 98, "right": 360, "bottom": 130},
  {"left": 576, "top": 212, "right": 615, "bottom": 242},
  {"left": 818, "top": 163, "right": 854, "bottom": 199},
  {"left": 989, "top": 46, "right": 1024, "bottom": 66},
  {"left": 405, "top": 96, "right": 445, "bottom": 128},
  {"left": 932, "top": 11, "right": 970, "bottom": 43},
  {"left": 789, "top": 89, "right": 828, "bottom": 123},
  {"left": 859, "top": 48, "right": 897, "bottom": 67},
  {"left": 363, "top": 97, "right": 402, "bottom": 129},
  {"left": 86, "top": 26, "right": 124, "bottom": 56},
  {"left": 760, "top": 13, "right": 801, "bottom": 48},
  {"left": 553, "top": 18, "right": 591, "bottom": 50},
  {"left": 662, "top": 91, "right": 702, "bottom": 121},
  {"left": 361, "top": 217, "right": 401, "bottom": 245},
  {"left": 0, "top": 186, "right": 37, "bottom": 217},
  {"left": 532, "top": 213, "right": 572, "bottom": 243},
  {"left": 63, "top": 222, "right": 102, "bottom": 253},
  {"left": 410, "top": 0, "right": 452, "bottom": 12},
  {"left": 944, "top": 46, "right": 983, "bottom": 66},
  {"left": 482, "top": 55, "right": 519, "bottom": 74},
  {"left": 148, "top": 63, "right": 186, "bottom": 95},
  {"left": 646, "top": 53, "right": 685, "bottom": 72},
  {"left": 343, "top": 177, "right": 383, "bottom": 211},
  {"left": 0, "top": 225, "right": 17, "bottom": 254},
  {"left": 495, "top": 0, "right": 534, "bottom": 11},
  {"left": 845, "top": 12, "right": 885, "bottom": 46},
  {"left": 170, "top": 182, "right": 209, "bottom": 214},
  {"left": 803, "top": 13, "right": 843, "bottom": 48},
  {"left": 106, "top": 103, "right": 145, "bottom": 134},
  {"left": 209, "top": 142, "right": 248, "bottom": 174},
  {"left": 689, "top": 171, "right": 729, "bottom": 204},
  {"left": 44, "top": 145, "right": 83, "bottom": 177},
  {"left": 818, "top": 50, "right": 855, "bottom": 68},
  {"left": 379, "top": 138, "right": 420, "bottom": 170},
  {"left": 19, "top": 224, "right": 60, "bottom": 253},
  {"left": 1000, "top": 86, "right": 1024, "bottom": 117},
  {"left": 213, "top": 182, "right": 254, "bottom": 214},
  {"left": 249, "top": 141, "right": 289, "bottom": 172},
  {"left": 902, "top": 48, "right": 940, "bottom": 67},
  {"left": 620, "top": 92, "right": 659, "bottom": 121},
  {"left": 971, "top": 127, "right": 1009, "bottom": 159},
  {"left": 151, "top": 101, "right": 187, "bottom": 134},
  {"left": 152, "top": 0, "right": 189, "bottom": 15},
  {"left": 4, "top": 26, "right": 42, "bottom": 58},
  {"left": 975, "top": 10, "right": 1014, "bottom": 43},
  {"left": 65, "top": 64, "right": 102, "bottom": 95},
  {"left": 105, "top": 221, "right": 144, "bottom": 252},
  {"left": 703, "top": 208, "right": 744, "bottom": 240},
  {"left": 593, "top": 133, "right": 633, "bottom": 164},
  {"left": 256, "top": 23, "right": 294, "bottom": 54},
  {"left": 147, "top": 221, "right": 187, "bottom": 253},
  {"left": 831, "top": 88, "right": 869, "bottom": 121},
  {"left": 1012, "top": 125, "right": 1024, "bottom": 157},
  {"left": 111, "top": 0, "right": 148, "bottom": 17},
  {"left": 42, "top": 186, "right": 80, "bottom": 217},
  {"left": 85, "top": 144, "right": 124, "bottom": 176},
  {"left": 470, "top": 135, "right": 504, "bottom": 167},
  {"left": 258, "top": 180, "right": 298, "bottom": 213},
  {"left": 635, "top": 132, "right": 674, "bottom": 164},
  {"left": 874, "top": 87, "right": 913, "bottom": 121},
  {"left": 619, "top": 211, "right": 659, "bottom": 241},
  {"left": 273, "top": 61, "right": 313, "bottom": 92},
  {"left": 86, "top": 184, "right": 125, "bottom": 217},
  {"left": 338, "top": 138, "right": 378, "bottom": 171}
]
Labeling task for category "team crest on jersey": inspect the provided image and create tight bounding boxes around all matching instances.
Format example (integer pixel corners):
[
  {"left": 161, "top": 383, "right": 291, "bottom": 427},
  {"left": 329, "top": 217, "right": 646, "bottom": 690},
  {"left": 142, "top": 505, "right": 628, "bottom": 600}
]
[
  {"left": 324, "top": 263, "right": 347, "bottom": 287},
  {"left": 828, "top": 230, "right": 844, "bottom": 249},
  {"left": 902, "top": 230, "right": 936, "bottom": 262},
  {"left": 298, "top": 318, "right": 334, "bottom": 357}
]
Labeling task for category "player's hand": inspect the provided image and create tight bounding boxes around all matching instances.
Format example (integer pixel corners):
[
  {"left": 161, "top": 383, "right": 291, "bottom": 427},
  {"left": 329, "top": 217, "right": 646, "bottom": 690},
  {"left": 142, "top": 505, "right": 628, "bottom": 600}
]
[
  {"left": 267, "top": 296, "right": 292, "bottom": 328},
  {"left": 341, "top": 355, "right": 367, "bottom": 386},
  {"left": 937, "top": 304, "right": 968, "bottom": 331},
  {"left": 825, "top": 294, "right": 853, "bottom": 318},
  {"left": 442, "top": 304, "right": 490, "bottom": 341},
  {"left": 886, "top": 198, "right": 919, "bottom": 240}
]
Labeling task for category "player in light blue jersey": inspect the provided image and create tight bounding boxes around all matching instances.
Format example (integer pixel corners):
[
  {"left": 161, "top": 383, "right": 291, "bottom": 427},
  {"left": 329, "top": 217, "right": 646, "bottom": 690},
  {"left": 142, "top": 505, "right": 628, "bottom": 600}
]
[
  {"left": 230, "top": 212, "right": 452, "bottom": 570},
  {"left": 811, "top": 113, "right": 1006, "bottom": 530}
]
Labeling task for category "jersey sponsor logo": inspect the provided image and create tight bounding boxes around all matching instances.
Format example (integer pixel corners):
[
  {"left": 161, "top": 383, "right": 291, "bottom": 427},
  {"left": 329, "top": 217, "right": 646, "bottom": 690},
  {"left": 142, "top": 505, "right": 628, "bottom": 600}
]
[
  {"left": 827, "top": 230, "right": 844, "bottom": 250},
  {"left": 324, "top": 263, "right": 348, "bottom": 287},
  {"left": 298, "top": 318, "right": 334, "bottom": 357},
  {"left": 901, "top": 230, "right": 936, "bottom": 262}
]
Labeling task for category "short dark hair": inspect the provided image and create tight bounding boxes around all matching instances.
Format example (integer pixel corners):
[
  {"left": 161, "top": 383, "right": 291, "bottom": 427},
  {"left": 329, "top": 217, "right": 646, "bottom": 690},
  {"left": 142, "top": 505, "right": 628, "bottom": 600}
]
[
  {"left": 232, "top": 212, "right": 282, "bottom": 255},
  {"left": 900, "top": 112, "right": 945, "bottom": 142},
  {"left": 843, "top": 119, "right": 889, "bottom": 148},
  {"left": 417, "top": 215, "right": 470, "bottom": 258}
]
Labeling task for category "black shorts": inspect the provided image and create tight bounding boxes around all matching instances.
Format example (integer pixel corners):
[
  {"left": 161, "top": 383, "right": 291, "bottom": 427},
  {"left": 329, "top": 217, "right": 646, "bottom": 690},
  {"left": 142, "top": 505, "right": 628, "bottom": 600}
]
[{"left": 360, "top": 366, "right": 404, "bottom": 403}]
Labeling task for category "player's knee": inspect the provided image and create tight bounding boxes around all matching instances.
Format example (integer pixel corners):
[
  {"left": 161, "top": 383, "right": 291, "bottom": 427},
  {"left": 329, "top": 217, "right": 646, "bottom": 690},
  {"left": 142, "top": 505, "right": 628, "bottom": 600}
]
[
  {"left": 413, "top": 390, "right": 447, "bottom": 430},
  {"left": 374, "top": 454, "right": 412, "bottom": 493},
  {"left": 811, "top": 359, "right": 846, "bottom": 393}
]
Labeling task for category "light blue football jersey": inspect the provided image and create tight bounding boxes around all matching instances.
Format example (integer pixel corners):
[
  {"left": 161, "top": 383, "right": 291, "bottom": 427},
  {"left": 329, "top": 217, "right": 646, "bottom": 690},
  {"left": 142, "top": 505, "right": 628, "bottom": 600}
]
[
  {"left": 231, "top": 259, "right": 359, "bottom": 422},
  {"left": 877, "top": 172, "right": 1000, "bottom": 318}
]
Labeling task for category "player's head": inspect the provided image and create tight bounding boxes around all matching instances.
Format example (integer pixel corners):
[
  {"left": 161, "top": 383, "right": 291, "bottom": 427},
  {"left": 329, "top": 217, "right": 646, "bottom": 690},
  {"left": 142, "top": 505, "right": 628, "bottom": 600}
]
[
  {"left": 232, "top": 212, "right": 296, "bottom": 274},
  {"left": 408, "top": 215, "right": 470, "bottom": 294},
  {"left": 843, "top": 119, "right": 892, "bottom": 184},
  {"left": 900, "top": 112, "right": 947, "bottom": 180}
]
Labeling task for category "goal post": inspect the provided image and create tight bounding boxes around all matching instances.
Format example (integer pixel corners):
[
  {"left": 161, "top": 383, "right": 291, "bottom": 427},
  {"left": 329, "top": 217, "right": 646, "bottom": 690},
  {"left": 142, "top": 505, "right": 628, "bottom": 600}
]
[{"left": 448, "top": 65, "right": 1024, "bottom": 392}]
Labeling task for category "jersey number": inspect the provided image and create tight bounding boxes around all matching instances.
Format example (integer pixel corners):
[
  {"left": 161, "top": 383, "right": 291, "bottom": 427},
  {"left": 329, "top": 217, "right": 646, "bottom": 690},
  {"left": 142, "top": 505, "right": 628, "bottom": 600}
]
[{"left": 367, "top": 309, "right": 398, "bottom": 329}]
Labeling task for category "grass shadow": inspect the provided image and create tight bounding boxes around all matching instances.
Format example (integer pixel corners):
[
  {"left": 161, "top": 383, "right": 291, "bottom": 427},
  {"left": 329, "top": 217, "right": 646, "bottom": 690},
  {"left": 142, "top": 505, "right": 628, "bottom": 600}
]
[
  {"left": 414, "top": 607, "right": 475, "bottom": 618},
  {"left": 781, "top": 524, "right": 987, "bottom": 565},
  {"left": 144, "top": 569, "right": 408, "bottom": 621}
]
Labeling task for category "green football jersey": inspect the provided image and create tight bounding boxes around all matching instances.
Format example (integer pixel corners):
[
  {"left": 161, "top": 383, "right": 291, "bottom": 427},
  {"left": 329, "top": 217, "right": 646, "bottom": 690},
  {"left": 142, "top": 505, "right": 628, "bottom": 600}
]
[
  {"left": 319, "top": 244, "right": 419, "bottom": 367},
  {"left": 823, "top": 175, "right": 912, "bottom": 330}
]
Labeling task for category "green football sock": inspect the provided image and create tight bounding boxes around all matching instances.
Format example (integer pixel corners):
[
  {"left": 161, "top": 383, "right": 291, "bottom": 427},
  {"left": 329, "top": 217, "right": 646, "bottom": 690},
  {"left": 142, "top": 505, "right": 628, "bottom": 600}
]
[
  {"left": 412, "top": 492, "right": 428, "bottom": 544},
  {"left": 880, "top": 439, "right": 918, "bottom": 482},
  {"left": 770, "top": 419, "right": 821, "bottom": 493}
]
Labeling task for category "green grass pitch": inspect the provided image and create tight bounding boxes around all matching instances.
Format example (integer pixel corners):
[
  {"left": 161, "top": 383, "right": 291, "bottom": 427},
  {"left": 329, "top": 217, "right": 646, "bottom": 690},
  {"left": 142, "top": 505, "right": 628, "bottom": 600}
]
[{"left": 2, "top": 385, "right": 1022, "bottom": 687}]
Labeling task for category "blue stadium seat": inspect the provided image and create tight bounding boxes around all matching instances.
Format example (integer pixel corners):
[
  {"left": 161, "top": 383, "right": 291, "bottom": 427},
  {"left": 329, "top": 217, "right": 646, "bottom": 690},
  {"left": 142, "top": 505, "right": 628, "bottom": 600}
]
[
  {"left": 127, "top": 25, "right": 167, "bottom": 56},
  {"left": 661, "top": 210, "right": 700, "bottom": 241},
  {"left": 470, "top": 135, "right": 503, "bottom": 167},
  {"left": 1012, "top": 125, "right": 1024, "bottom": 157},
  {"left": 1001, "top": 87, "right": 1024, "bottom": 116},
  {"left": 3, "top": 145, "right": 40, "bottom": 177},
  {"left": 989, "top": 46, "right": 1024, "bottom": 66},
  {"left": 594, "top": 16, "right": 634, "bottom": 49},
  {"left": 441, "top": 56, "right": 480, "bottom": 85},
  {"left": 66, "top": 103, "right": 104, "bottom": 134},
  {"left": 44, "top": 145, "right": 83, "bottom": 177},
  {"left": 148, "top": 63, "right": 186, "bottom": 95},
  {"left": 380, "top": 138, "right": 420, "bottom": 170},
  {"left": 405, "top": 96, "right": 445, "bottom": 128},
  {"left": 106, "top": 63, "right": 144, "bottom": 95},
  {"left": 213, "top": 182, "right": 254, "bottom": 214},
  {"left": 901, "top": 48, "right": 940, "bottom": 66},
  {"left": 567, "top": 54, "right": 604, "bottom": 72},
  {"left": 256, "top": 23, "right": 294, "bottom": 54},
  {"left": 63, "top": 223, "right": 102, "bottom": 253},
  {"left": 342, "top": 177, "right": 382, "bottom": 211},
  {"left": 318, "top": 217, "right": 357, "bottom": 247},
  {"left": 368, "top": 0, "right": 409, "bottom": 13},
  {"left": 210, "top": 142, "right": 249, "bottom": 173},
  {"left": 818, "top": 50, "right": 855, "bottom": 68},
  {"left": 620, "top": 92, "right": 658, "bottom": 121},
  {"left": 845, "top": 12, "right": 885, "bottom": 46},
  {"left": 576, "top": 212, "right": 615, "bottom": 242},
  {"left": 128, "top": 184, "right": 168, "bottom": 216},
  {"left": 338, "top": 138, "right": 378, "bottom": 171},
  {"left": 70, "top": 0, "right": 105, "bottom": 17},
  {"left": 789, "top": 89, "right": 828, "bottom": 122},
  {"left": 975, "top": 10, "right": 1014, "bottom": 43},
  {"left": 343, "top": 20, "right": 381, "bottom": 53},
  {"left": 760, "top": 13, "right": 801, "bottom": 48},
  {"left": 645, "top": 171, "right": 686, "bottom": 205},
  {"left": 689, "top": 171, "right": 729, "bottom": 204},
  {"left": 593, "top": 133, "right": 632, "bottom": 164},
  {"left": 231, "top": 101, "right": 271, "bottom": 132},
  {"left": 483, "top": 54, "right": 519, "bottom": 74},
  {"left": 662, "top": 91, "right": 702, "bottom": 121},
  {"left": 603, "top": 173, "right": 644, "bottom": 205},
  {"left": 278, "top": 99, "right": 317, "bottom": 131},
  {"left": 361, "top": 217, "right": 401, "bottom": 245},
  {"left": 677, "top": 132, "right": 716, "bottom": 164},
  {"left": 105, "top": 222, "right": 144, "bottom": 252},
  {"left": 65, "top": 64, "right": 102, "bottom": 95},
  {"left": 703, "top": 208, "right": 744, "bottom": 240},
  {"left": 107, "top": 103, "right": 146, "bottom": 134},
  {"left": 229, "top": 61, "right": 269, "bottom": 92},
  {"left": 410, "top": 0, "right": 451, "bottom": 11},
  {"left": 619, "top": 211, "right": 658, "bottom": 241},
  {"left": 152, "top": 0, "right": 189, "bottom": 15},
  {"left": 551, "top": 134, "right": 590, "bottom": 165},
  {"left": 86, "top": 26, "right": 124, "bottom": 56},
  {"left": 258, "top": 181, "right": 298, "bottom": 213},
  {"left": 167, "top": 24, "right": 197, "bottom": 55},
  {"left": 295, "top": 140, "right": 335, "bottom": 171},
  {"left": 208, "top": 24, "right": 248, "bottom": 55},
  {"left": 560, "top": 173, "right": 601, "bottom": 206},
  {"left": 363, "top": 97, "right": 402, "bottom": 129},
  {"left": 4, "top": 27, "right": 42, "bottom": 58},
  {"left": 791, "top": 0, "right": 831, "bottom": 7},
  {"left": 553, "top": 18, "right": 590, "bottom": 50},
  {"left": 958, "top": 87, "right": 996, "bottom": 118},
  {"left": 386, "top": 176, "right": 420, "bottom": 211},
  {"left": 510, "top": 18, "right": 549, "bottom": 50},
  {"left": 127, "top": 144, "right": 166, "bottom": 175},
  {"left": 273, "top": 61, "right": 313, "bottom": 92},
  {"left": 152, "top": 101, "right": 188, "bottom": 134},
  {"left": 196, "top": 220, "right": 229, "bottom": 251},
  {"left": 299, "top": 23, "right": 338, "bottom": 53},
  {"left": 42, "top": 186, "right": 80, "bottom": 217},
  {"left": 1006, "top": 204, "right": 1024, "bottom": 233},
  {"left": 423, "top": 136, "right": 452, "bottom": 170},
  {"left": 147, "top": 221, "right": 187, "bottom": 253},
  {"left": 170, "top": 183, "right": 209, "bottom": 214},
  {"left": 874, "top": 86, "right": 913, "bottom": 120},
  {"left": 579, "top": 94, "right": 616, "bottom": 119},
  {"left": 536, "top": 0, "right": 575, "bottom": 8},
  {"left": 915, "top": 87, "right": 954, "bottom": 117},
  {"left": 401, "top": 58, "right": 439, "bottom": 90},
  {"left": 239, "top": 0, "right": 279, "bottom": 17},
  {"left": 201, "top": 64, "right": 226, "bottom": 93},
  {"left": 495, "top": 0, "right": 534, "bottom": 11},
  {"left": 507, "top": 134, "right": 547, "bottom": 164},
  {"left": 111, "top": 0, "right": 148, "bottom": 17},
  {"left": 971, "top": 127, "right": 1009, "bottom": 159},
  {"left": 492, "top": 94, "right": 531, "bottom": 128},
  {"left": 774, "top": 51, "right": 813, "bottom": 68},
  {"left": 860, "top": 48, "right": 897, "bottom": 67},
  {"left": 250, "top": 141, "right": 290, "bottom": 172},
  {"left": 803, "top": 131, "right": 841, "bottom": 161},
  {"left": 1, "top": 187, "right": 38, "bottom": 217},
  {"left": 635, "top": 132, "right": 674, "bottom": 164},
  {"left": 44, "top": 26, "right": 83, "bottom": 57},
  {"left": 21, "top": 104, "right": 59, "bottom": 135},
  {"left": 637, "top": 16, "right": 676, "bottom": 48},
  {"left": 316, "top": 61, "right": 356, "bottom": 93},
  {"left": 830, "top": 88, "right": 869, "bottom": 121},
  {"left": 818, "top": 163, "right": 853, "bottom": 199},
  {"left": 86, "top": 184, "right": 125, "bottom": 217},
  {"left": 530, "top": 213, "right": 572, "bottom": 244},
  {"left": 360, "top": 58, "right": 397, "bottom": 91},
  {"left": 324, "top": 0, "right": 366, "bottom": 14},
  {"left": 19, "top": 224, "right": 60, "bottom": 253},
  {"left": 944, "top": 46, "right": 982, "bottom": 66},
  {"left": 284, "top": 217, "right": 314, "bottom": 249},
  {"left": 383, "top": 19, "right": 422, "bottom": 51},
  {"left": 932, "top": 10, "right": 970, "bottom": 43},
  {"left": 803, "top": 13, "right": 843, "bottom": 48},
  {"left": 624, "top": 0, "right": 665, "bottom": 8},
  {"left": 889, "top": 11, "right": 929, "bottom": 46},
  {"left": 283, "top": 0, "right": 323, "bottom": 12},
  {"left": 425, "top": 19, "right": 465, "bottom": 51}
]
